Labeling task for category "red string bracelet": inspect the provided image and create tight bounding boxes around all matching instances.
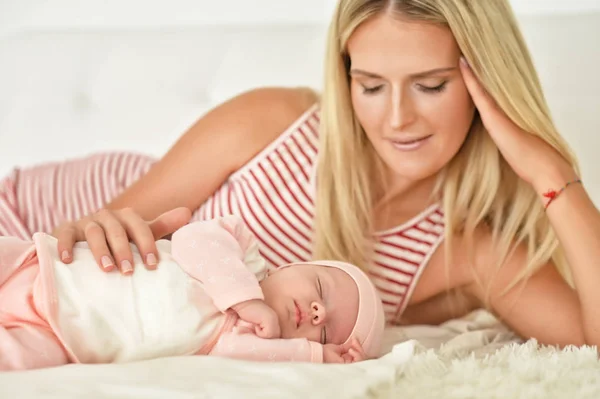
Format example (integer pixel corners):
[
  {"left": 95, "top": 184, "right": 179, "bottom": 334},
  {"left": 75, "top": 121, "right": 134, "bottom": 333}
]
[{"left": 542, "top": 179, "right": 582, "bottom": 211}]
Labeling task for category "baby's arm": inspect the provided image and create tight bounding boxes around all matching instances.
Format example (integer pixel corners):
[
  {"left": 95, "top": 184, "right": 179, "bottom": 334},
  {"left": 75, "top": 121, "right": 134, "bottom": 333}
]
[
  {"left": 209, "top": 332, "right": 324, "bottom": 363},
  {"left": 170, "top": 218, "right": 264, "bottom": 311},
  {"left": 171, "top": 217, "right": 280, "bottom": 337},
  {"left": 210, "top": 332, "right": 367, "bottom": 364}
]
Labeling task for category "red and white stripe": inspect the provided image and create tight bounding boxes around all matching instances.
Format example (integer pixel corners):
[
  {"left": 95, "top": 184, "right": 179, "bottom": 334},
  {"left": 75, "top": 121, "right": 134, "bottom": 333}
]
[
  {"left": 194, "top": 105, "right": 446, "bottom": 323},
  {"left": 0, "top": 105, "right": 445, "bottom": 323},
  {"left": 0, "top": 152, "right": 155, "bottom": 239}
]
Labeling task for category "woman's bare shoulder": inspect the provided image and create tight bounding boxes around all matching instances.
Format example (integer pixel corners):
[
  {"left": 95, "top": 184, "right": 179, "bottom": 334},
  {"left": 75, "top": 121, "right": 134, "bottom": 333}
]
[
  {"left": 229, "top": 86, "right": 319, "bottom": 131},
  {"left": 220, "top": 86, "right": 320, "bottom": 168}
]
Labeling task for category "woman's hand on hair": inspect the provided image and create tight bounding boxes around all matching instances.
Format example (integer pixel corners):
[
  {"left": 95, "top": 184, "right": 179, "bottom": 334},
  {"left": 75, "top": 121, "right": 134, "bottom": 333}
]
[
  {"left": 459, "top": 57, "right": 578, "bottom": 194},
  {"left": 52, "top": 207, "right": 191, "bottom": 274}
]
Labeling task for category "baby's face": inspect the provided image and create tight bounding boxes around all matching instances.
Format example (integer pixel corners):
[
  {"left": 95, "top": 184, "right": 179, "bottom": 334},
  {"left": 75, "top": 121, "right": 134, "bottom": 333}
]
[{"left": 259, "top": 264, "right": 359, "bottom": 345}]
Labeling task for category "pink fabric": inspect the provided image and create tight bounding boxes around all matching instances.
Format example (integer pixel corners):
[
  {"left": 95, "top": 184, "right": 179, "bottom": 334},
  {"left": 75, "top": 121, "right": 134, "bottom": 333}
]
[
  {"left": 210, "top": 320, "right": 323, "bottom": 363},
  {"left": 0, "top": 153, "right": 154, "bottom": 240},
  {"left": 171, "top": 216, "right": 266, "bottom": 312},
  {"left": 0, "top": 216, "right": 325, "bottom": 370},
  {"left": 0, "top": 237, "right": 68, "bottom": 371},
  {"left": 172, "top": 216, "right": 324, "bottom": 363}
]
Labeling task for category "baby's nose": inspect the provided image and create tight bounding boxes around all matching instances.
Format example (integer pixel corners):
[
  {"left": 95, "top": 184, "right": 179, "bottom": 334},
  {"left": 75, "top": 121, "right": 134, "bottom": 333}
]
[{"left": 310, "top": 301, "right": 327, "bottom": 325}]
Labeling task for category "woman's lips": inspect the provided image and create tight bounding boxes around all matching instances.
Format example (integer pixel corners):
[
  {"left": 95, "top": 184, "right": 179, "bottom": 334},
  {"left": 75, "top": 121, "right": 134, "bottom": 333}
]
[{"left": 389, "top": 135, "right": 432, "bottom": 151}]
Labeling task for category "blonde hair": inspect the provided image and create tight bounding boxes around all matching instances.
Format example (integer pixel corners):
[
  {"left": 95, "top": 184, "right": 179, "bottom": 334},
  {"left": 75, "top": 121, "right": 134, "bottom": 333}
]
[{"left": 313, "top": 0, "right": 579, "bottom": 300}]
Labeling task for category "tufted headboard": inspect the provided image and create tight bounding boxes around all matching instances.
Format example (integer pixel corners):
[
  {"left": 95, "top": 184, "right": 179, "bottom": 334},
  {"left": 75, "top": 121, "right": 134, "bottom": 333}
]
[
  {"left": 0, "top": 2, "right": 599, "bottom": 204},
  {"left": 0, "top": 25, "right": 328, "bottom": 173}
]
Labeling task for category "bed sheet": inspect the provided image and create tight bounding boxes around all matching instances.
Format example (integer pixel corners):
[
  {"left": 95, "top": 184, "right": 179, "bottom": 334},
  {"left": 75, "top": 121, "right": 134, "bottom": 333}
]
[{"left": 0, "top": 310, "right": 517, "bottom": 399}]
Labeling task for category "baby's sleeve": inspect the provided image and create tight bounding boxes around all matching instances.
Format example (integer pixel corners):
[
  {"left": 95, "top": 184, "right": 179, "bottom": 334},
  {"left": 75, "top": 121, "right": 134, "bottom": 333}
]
[
  {"left": 209, "top": 332, "right": 324, "bottom": 363},
  {"left": 170, "top": 218, "right": 265, "bottom": 312}
]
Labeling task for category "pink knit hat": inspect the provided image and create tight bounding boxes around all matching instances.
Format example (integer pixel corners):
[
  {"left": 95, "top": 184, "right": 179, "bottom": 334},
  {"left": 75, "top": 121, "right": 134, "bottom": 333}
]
[{"left": 279, "top": 260, "right": 385, "bottom": 359}]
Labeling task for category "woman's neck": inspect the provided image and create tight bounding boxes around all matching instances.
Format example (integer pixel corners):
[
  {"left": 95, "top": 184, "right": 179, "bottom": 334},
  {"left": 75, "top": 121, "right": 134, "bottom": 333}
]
[{"left": 372, "top": 172, "right": 440, "bottom": 231}]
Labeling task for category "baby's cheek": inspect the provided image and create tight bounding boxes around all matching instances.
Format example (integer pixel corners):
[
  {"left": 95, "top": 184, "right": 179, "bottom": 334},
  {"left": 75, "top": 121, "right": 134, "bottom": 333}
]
[
  {"left": 279, "top": 321, "right": 295, "bottom": 340},
  {"left": 335, "top": 319, "right": 356, "bottom": 345},
  {"left": 280, "top": 324, "right": 311, "bottom": 342}
]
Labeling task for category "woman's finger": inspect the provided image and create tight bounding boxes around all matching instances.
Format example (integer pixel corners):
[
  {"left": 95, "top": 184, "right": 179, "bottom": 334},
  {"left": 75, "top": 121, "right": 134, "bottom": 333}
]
[
  {"left": 459, "top": 57, "right": 521, "bottom": 142},
  {"left": 148, "top": 207, "right": 192, "bottom": 240},
  {"left": 55, "top": 223, "right": 81, "bottom": 264},
  {"left": 83, "top": 221, "right": 116, "bottom": 272},
  {"left": 459, "top": 57, "right": 500, "bottom": 124},
  {"left": 119, "top": 208, "right": 159, "bottom": 270},
  {"left": 93, "top": 209, "right": 134, "bottom": 275}
]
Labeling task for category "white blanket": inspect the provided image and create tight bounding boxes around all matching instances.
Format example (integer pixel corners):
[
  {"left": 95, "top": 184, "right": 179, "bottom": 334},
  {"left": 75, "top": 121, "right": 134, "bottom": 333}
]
[{"left": 4, "top": 310, "right": 597, "bottom": 399}]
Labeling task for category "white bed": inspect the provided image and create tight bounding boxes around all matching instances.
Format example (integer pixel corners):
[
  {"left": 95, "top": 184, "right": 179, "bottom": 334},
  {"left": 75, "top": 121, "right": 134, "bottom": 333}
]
[
  {"left": 2, "top": 311, "right": 599, "bottom": 398},
  {"left": 1, "top": 1, "right": 600, "bottom": 398}
]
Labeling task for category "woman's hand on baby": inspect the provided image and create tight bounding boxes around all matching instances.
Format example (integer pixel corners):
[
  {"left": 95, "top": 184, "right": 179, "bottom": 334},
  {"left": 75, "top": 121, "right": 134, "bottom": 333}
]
[
  {"left": 459, "top": 57, "right": 578, "bottom": 194},
  {"left": 52, "top": 207, "right": 191, "bottom": 274},
  {"left": 232, "top": 299, "right": 281, "bottom": 339},
  {"left": 323, "top": 337, "right": 366, "bottom": 364}
]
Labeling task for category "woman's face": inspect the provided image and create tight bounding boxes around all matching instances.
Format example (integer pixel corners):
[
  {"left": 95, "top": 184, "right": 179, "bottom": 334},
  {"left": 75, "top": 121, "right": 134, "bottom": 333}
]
[{"left": 347, "top": 13, "right": 476, "bottom": 184}]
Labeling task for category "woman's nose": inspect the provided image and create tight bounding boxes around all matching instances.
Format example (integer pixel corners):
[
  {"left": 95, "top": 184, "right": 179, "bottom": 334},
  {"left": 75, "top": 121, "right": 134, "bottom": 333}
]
[
  {"left": 310, "top": 301, "right": 327, "bottom": 325},
  {"left": 390, "top": 88, "right": 417, "bottom": 130}
]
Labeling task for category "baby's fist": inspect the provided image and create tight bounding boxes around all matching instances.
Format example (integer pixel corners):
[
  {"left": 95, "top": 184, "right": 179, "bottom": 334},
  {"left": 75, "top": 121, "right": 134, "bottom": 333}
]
[
  {"left": 232, "top": 299, "right": 281, "bottom": 339},
  {"left": 323, "top": 338, "right": 366, "bottom": 364}
]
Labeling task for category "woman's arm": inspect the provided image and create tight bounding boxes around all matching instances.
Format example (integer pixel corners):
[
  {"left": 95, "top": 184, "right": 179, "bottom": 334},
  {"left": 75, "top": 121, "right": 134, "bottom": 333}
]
[
  {"left": 541, "top": 180, "right": 600, "bottom": 347},
  {"left": 465, "top": 184, "right": 600, "bottom": 348},
  {"left": 465, "top": 227, "right": 588, "bottom": 348},
  {"left": 459, "top": 59, "right": 600, "bottom": 347},
  {"left": 107, "top": 87, "right": 319, "bottom": 220},
  {"left": 55, "top": 87, "right": 319, "bottom": 272}
]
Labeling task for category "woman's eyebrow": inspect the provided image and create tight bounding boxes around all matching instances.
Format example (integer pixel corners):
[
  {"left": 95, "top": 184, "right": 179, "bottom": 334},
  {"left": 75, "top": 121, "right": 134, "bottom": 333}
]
[
  {"left": 349, "top": 69, "right": 383, "bottom": 79},
  {"left": 349, "top": 66, "right": 456, "bottom": 79}
]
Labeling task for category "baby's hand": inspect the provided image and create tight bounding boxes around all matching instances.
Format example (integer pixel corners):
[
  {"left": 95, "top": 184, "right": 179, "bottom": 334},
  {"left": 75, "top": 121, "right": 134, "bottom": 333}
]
[
  {"left": 323, "top": 337, "right": 366, "bottom": 364},
  {"left": 232, "top": 299, "right": 281, "bottom": 339}
]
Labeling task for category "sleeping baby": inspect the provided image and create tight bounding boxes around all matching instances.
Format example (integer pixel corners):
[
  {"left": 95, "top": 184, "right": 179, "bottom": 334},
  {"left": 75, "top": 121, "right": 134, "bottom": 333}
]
[{"left": 0, "top": 215, "right": 385, "bottom": 371}]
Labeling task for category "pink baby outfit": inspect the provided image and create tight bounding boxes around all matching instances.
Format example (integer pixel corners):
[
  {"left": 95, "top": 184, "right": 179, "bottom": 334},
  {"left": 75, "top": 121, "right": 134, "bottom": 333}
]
[
  {"left": 0, "top": 216, "right": 324, "bottom": 371},
  {"left": 0, "top": 237, "right": 69, "bottom": 370}
]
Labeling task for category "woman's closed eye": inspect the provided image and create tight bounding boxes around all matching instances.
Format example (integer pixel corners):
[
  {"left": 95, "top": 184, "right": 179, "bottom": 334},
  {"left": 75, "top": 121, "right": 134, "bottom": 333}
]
[
  {"left": 417, "top": 81, "right": 448, "bottom": 94},
  {"left": 360, "top": 81, "right": 447, "bottom": 95},
  {"left": 362, "top": 84, "right": 383, "bottom": 95}
]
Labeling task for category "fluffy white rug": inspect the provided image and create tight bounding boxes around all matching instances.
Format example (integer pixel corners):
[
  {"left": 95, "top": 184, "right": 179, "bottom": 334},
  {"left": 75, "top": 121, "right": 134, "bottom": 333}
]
[{"left": 382, "top": 340, "right": 600, "bottom": 399}]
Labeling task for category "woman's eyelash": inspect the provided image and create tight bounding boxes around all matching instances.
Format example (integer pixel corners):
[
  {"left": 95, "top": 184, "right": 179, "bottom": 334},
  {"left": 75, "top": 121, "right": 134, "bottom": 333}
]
[
  {"left": 419, "top": 81, "right": 448, "bottom": 93},
  {"left": 361, "top": 81, "right": 448, "bottom": 95},
  {"left": 362, "top": 85, "right": 383, "bottom": 94}
]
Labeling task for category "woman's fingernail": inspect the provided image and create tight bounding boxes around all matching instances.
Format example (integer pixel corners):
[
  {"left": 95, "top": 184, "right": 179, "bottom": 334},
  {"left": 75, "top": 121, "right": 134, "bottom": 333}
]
[
  {"left": 121, "top": 260, "right": 133, "bottom": 274},
  {"left": 61, "top": 250, "right": 70, "bottom": 262},
  {"left": 101, "top": 256, "right": 114, "bottom": 270},
  {"left": 146, "top": 253, "right": 157, "bottom": 266},
  {"left": 460, "top": 56, "right": 470, "bottom": 68}
]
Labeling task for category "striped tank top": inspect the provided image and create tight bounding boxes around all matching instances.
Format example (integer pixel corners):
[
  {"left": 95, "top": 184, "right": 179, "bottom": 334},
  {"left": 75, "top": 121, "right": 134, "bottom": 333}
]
[
  {"left": 0, "top": 104, "right": 445, "bottom": 323},
  {"left": 192, "top": 104, "right": 446, "bottom": 323}
]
